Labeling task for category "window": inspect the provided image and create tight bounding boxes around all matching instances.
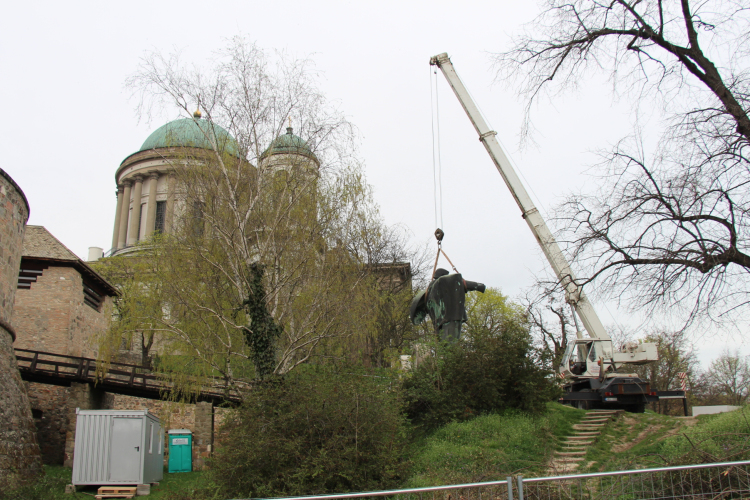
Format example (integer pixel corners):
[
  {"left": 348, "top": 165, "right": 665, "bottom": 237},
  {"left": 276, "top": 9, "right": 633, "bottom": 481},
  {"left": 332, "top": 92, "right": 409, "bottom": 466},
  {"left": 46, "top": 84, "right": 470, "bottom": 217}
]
[
  {"left": 154, "top": 201, "right": 166, "bottom": 233},
  {"left": 148, "top": 423, "right": 154, "bottom": 454},
  {"left": 192, "top": 201, "right": 204, "bottom": 237},
  {"left": 83, "top": 282, "right": 103, "bottom": 311}
]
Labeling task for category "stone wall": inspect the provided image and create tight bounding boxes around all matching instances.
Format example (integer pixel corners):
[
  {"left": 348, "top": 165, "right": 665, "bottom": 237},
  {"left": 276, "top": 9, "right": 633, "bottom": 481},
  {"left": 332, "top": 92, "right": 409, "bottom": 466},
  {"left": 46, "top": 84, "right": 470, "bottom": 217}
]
[
  {"left": 63, "top": 382, "right": 105, "bottom": 468},
  {"left": 103, "top": 394, "right": 222, "bottom": 469},
  {"left": 26, "top": 383, "right": 68, "bottom": 465},
  {"left": 0, "top": 168, "right": 43, "bottom": 485}
]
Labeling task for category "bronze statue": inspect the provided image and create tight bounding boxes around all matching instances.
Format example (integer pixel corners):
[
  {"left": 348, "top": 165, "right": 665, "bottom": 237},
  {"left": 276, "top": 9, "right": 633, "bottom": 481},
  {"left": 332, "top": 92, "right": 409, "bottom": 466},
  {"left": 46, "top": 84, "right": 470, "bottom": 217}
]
[{"left": 410, "top": 268, "right": 485, "bottom": 342}]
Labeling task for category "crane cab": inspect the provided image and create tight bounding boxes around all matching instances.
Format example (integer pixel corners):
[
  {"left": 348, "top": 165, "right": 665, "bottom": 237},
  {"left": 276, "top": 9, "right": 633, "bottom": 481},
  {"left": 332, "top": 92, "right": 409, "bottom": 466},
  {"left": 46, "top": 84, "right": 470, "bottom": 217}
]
[{"left": 559, "top": 339, "right": 614, "bottom": 379}]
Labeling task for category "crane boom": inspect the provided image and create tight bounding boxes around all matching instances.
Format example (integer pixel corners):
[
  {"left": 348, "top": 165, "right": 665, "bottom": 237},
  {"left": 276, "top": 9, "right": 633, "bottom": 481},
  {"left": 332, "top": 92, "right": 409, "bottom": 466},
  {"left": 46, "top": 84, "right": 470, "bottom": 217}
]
[{"left": 429, "top": 52, "right": 610, "bottom": 343}]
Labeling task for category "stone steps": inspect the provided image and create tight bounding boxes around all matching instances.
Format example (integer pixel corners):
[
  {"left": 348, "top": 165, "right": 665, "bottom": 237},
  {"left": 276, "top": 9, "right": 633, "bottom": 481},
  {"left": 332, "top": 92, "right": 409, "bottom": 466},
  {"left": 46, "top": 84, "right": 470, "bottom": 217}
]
[{"left": 548, "top": 409, "right": 623, "bottom": 474}]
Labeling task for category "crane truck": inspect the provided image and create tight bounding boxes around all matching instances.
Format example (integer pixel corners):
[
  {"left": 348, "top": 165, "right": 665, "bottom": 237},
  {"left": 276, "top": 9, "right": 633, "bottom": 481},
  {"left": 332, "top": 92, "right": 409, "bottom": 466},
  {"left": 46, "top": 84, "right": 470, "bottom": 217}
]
[{"left": 430, "top": 53, "right": 687, "bottom": 413}]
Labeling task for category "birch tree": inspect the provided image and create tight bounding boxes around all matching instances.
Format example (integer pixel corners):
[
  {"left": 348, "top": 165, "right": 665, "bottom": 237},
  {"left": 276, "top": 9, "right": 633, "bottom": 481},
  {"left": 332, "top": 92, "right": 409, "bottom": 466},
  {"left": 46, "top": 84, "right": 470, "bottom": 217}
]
[{"left": 102, "top": 39, "right": 417, "bottom": 395}]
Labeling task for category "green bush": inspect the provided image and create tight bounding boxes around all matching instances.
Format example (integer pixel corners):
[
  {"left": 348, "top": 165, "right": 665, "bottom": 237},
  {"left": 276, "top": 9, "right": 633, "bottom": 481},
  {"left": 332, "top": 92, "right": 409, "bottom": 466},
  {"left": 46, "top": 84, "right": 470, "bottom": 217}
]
[
  {"left": 209, "top": 366, "right": 410, "bottom": 498},
  {"left": 402, "top": 330, "right": 558, "bottom": 430}
]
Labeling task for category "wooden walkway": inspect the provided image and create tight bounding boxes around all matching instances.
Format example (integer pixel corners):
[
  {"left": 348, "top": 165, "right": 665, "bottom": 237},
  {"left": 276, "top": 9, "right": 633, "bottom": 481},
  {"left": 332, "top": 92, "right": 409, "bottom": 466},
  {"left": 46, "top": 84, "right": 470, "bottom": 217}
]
[{"left": 14, "top": 348, "right": 243, "bottom": 404}]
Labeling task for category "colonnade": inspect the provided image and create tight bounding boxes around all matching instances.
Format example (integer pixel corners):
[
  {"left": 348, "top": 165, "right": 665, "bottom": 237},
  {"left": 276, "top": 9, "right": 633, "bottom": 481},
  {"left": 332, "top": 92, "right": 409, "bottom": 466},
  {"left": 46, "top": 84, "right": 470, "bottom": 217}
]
[{"left": 110, "top": 171, "right": 176, "bottom": 252}]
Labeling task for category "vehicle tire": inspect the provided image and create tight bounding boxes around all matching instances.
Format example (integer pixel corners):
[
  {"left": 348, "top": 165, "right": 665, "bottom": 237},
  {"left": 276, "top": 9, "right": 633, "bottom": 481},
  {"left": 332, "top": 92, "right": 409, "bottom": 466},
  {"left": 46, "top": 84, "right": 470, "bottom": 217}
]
[{"left": 624, "top": 404, "right": 645, "bottom": 413}]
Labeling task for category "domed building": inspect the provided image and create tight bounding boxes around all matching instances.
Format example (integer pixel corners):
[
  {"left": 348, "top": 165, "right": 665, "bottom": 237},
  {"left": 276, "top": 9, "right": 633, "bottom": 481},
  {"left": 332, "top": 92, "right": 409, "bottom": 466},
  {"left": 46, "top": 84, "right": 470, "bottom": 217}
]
[{"left": 109, "top": 113, "right": 317, "bottom": 255}]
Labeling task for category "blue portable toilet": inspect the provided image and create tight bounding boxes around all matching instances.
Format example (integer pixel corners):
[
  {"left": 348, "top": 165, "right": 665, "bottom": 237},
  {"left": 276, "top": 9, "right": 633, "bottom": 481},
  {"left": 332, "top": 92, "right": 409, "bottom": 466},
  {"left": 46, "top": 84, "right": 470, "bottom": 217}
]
[{"left": 167, "top": 429, "right": 193, "bottom": 473}]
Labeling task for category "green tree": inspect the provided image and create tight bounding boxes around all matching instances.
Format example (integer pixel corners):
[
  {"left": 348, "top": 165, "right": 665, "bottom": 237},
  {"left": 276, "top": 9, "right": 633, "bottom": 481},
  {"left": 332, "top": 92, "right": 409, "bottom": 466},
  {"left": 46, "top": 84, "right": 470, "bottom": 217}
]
[{"left": 209, "top": 367, "right": 409, "bottom": 498}]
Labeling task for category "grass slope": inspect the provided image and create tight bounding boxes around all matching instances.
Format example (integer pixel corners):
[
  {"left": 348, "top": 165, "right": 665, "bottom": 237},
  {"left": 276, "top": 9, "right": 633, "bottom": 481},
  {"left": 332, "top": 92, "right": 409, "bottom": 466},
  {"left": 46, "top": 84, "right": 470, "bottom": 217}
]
[
  {"left": 406, "top": 403, "right": 584, "bottom": 486},
  {"left": 582, "top": 407, "right": 750, "bottom": 472}
]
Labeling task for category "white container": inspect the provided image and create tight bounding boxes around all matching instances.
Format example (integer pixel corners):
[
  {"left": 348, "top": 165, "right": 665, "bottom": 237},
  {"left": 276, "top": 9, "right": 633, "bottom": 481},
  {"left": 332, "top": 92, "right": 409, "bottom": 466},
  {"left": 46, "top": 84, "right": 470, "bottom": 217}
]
[
  {"left": 72, "top": 409, "right": 164, "bottom": 486},
  {"left": 692, "top": 405, "right": 741, "bottom": 416}
]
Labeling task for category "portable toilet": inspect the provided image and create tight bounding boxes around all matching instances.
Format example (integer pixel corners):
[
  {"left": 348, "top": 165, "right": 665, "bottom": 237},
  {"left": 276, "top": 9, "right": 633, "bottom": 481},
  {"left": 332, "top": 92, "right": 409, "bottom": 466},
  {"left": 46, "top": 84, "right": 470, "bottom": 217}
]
[
  {"left": 72, "top": 409, "right": 164, "bottom": 486},
  {"left": 168, "top": 429, "right": 193, "bottom": 473}
]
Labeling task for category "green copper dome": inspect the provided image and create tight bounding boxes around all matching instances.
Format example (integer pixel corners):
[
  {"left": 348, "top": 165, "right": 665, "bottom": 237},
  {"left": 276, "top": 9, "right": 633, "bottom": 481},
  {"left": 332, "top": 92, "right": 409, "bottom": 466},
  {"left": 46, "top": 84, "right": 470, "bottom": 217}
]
[
  {"left": 261, "top": 127, "right": 317, "bottom": 162},
  {"left": 138, "top": 117, "right": 239, "bottom": 156}
]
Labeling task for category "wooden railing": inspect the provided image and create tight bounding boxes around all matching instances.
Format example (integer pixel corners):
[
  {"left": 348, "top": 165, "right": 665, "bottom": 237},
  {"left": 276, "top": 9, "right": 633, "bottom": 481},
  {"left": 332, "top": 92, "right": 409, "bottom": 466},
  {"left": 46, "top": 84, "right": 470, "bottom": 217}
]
[{"left": 14, "top": 348, "right": 243, "bottom": 404}]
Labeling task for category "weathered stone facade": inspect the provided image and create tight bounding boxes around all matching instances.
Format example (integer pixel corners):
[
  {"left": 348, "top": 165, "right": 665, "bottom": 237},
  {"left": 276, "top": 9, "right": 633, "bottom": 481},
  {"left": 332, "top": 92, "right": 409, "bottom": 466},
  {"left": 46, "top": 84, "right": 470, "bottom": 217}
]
[
  {"left": 0, "top": 169, "right": 43, "bottom": 485},
  {"left": 26, "top": 383, "right": 68, "bottom": 465}
]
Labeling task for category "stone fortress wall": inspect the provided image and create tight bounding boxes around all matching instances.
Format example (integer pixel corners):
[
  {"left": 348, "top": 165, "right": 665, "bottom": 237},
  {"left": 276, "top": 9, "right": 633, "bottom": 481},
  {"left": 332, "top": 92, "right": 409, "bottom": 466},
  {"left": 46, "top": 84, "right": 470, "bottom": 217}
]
[{"left": 0, "top": 169, "right": 43, "bottom": 485}]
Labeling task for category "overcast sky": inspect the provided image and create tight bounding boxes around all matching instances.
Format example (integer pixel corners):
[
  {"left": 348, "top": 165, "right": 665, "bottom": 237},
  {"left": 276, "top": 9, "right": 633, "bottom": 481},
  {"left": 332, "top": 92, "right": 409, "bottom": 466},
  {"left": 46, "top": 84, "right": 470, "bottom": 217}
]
[{"left": 1, "top": 1, "right": 741, "bottom": 366}]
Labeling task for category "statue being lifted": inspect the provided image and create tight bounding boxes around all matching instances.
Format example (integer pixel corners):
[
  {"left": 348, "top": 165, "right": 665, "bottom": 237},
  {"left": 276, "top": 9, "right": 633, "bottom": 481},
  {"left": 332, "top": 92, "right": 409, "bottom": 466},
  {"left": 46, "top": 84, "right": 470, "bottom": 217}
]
[{"left": 410, "top": 267, "right": 486, "bottom": 342}]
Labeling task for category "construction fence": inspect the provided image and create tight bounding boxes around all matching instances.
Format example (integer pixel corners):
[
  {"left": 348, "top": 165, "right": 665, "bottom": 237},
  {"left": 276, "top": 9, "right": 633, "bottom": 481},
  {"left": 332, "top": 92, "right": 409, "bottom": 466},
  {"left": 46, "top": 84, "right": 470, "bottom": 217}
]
[{"left": 247, "top": 460, "right": 750, "bottom": 500}]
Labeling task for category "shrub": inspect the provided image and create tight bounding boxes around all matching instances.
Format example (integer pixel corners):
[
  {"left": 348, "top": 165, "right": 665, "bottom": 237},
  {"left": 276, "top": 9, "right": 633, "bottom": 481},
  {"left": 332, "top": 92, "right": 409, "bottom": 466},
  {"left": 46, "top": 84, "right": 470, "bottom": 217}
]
[
  {"left": 402, "top": 319, "right": 558, "bottom": 429},
  {"left": 209, "top": 366, "right": 410, "bottom": 498}
]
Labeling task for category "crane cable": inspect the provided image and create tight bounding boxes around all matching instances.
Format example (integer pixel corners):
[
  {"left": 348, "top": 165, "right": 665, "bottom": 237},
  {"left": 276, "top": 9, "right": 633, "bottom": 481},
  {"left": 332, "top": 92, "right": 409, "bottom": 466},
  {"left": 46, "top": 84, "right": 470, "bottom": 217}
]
[
  {"left": 429, "top": 67, "right": 457, "bottom": 278},
  {"left": 430, "top": 66, "right": 444, "bottom": 231}
]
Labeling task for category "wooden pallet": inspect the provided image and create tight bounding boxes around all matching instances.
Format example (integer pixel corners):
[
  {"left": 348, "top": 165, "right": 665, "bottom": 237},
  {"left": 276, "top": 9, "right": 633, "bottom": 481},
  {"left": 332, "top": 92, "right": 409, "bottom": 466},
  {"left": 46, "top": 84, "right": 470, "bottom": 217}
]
[{"left": 95, "top": 486, "right": 137, "bottom": 499}]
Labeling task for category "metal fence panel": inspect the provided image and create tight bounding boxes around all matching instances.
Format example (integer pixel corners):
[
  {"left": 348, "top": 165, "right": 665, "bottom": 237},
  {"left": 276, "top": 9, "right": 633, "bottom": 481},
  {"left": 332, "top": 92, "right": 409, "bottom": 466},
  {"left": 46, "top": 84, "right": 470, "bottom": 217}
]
[
  {"left": 248, "top": 479, "right": 515, "bottom": 500},
  {"left": 246, "top": 461, "right": 750, "bottom": 500},
  {"left": 519, "top": 461, "right": 750, "bottom": 500}
]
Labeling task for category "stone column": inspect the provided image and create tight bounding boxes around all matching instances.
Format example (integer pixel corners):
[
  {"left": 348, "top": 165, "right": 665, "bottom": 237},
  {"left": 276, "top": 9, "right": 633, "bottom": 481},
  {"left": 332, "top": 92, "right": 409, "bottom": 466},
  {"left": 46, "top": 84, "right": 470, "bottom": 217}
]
[
  {"left": 165, "top": 173, "right": 176, "bottom": 233},
  {"left": 144, "top": 172, "right": 160, "bottom": 238},
  {"left": 117, "top": 180, "right": 132, "bottom": 249},
  {"left": 193, "top": 401, "right": 214, "bottom": 470},
  {"left": 0, "top": 168, "right": 43, "bottom": 485},
  {"left": 111, "top": 185, "right": 124, "bottom": 250},
  {"left": 63, "top": 383, "right": 105, "bottom": 468},
  {"left": 127, "top": 175, "right": 144, "bottom": 246}
]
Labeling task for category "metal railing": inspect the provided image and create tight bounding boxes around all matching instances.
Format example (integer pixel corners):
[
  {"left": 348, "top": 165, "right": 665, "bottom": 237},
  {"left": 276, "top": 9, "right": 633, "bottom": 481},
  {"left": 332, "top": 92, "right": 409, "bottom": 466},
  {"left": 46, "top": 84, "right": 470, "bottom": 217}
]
[
  {"left": 248, "top": 479, "right": 514, "bottom": 500},
  {"left": 518, "top": 460, "right": 750, "bottom": 499},
  {"left": 248, "top": 461, "right": 750, "bottom": 500}
]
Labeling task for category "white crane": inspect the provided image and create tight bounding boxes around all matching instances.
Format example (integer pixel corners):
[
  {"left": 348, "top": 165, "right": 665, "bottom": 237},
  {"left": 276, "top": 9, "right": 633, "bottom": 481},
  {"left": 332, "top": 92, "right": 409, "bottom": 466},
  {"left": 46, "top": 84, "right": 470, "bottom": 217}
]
[{"left": 430, "top": 53, "right": 659, "bottom": 411}]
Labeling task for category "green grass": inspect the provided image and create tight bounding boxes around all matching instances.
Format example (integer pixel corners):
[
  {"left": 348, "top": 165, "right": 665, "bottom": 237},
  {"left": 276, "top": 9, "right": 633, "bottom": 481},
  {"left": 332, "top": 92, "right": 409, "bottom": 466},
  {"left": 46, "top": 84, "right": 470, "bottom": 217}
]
[
  {"left": 581, "top": 406, "right": 750, "bottom": 472},
  {"left": 405, "top": 402, "right": 584, "bottom": 487},
  {"left": 0, "top": 466, "right": 216, "bottom": 500}
]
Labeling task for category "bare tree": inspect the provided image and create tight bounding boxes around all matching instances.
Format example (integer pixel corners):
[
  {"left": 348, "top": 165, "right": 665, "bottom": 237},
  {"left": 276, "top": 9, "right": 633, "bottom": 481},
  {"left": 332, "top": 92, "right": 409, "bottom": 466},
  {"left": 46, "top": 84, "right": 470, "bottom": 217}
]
[
  {"left": 632, "top": 330, "right": 697, "bottom": 413},
  {"left": 523, "top": 286, "right": 574, "bottom": 369},
  {"left": 495, "top": 0, "right": 750, "bottom": 326},
  {"left": 706, "top": 349, "right": 750, "bottom": 405}
]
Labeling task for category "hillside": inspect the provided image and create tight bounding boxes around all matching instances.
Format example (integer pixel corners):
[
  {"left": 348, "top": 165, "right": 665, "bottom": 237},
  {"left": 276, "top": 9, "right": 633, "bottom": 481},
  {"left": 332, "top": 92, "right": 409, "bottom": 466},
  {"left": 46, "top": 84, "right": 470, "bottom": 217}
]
[{"left": 580, "top": 407, "right": 750, "bottom": 472}]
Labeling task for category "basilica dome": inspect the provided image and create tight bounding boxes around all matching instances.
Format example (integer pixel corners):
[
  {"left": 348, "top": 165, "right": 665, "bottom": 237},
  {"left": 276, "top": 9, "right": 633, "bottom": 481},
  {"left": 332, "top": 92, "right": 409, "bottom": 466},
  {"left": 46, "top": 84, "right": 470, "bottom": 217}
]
[
  {"left": 260, "top": 127, "right": 317, "bottom": 162},
  {"left": 137, "top": 117, "right": 239, "bottom": 157}
]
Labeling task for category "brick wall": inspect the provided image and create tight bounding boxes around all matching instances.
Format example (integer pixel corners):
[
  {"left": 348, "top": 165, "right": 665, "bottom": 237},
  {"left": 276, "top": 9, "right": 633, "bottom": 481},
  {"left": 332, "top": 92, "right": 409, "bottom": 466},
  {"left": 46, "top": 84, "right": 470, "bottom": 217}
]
[{"left": 14, "top": 265, "right": 113, "bottom": 358}]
